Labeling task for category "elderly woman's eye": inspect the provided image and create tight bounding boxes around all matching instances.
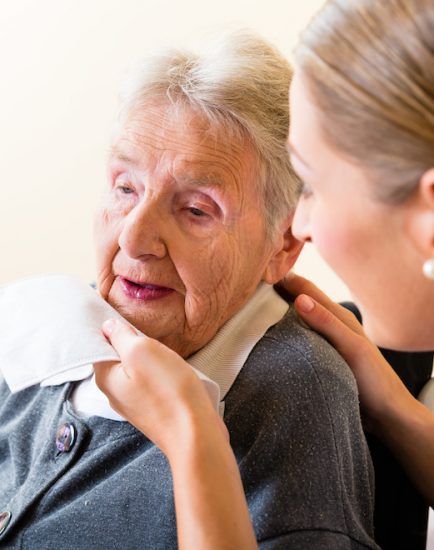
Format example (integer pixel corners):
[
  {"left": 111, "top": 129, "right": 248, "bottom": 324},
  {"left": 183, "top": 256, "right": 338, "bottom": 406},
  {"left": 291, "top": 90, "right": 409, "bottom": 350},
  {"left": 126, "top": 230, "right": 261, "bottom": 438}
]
[
  {"left": 188, "top": 207, "right": 207, "bottom": 217},
  {"left": 118, "top": 185, "right": 134, "bottom": 194}
]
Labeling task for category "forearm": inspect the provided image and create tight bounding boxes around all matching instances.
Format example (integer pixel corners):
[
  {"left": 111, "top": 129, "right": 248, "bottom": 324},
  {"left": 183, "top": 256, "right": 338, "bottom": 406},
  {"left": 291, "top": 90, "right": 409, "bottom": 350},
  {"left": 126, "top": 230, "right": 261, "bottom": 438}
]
[
  {"left": 95, "top": 320, "right": 258, "bottom": 547},
  {"left": 377, "top": 393, "right": 434, "bottom": 506},
  {"left": 169, "top": 410, "right": 258, "bottom": 550}
]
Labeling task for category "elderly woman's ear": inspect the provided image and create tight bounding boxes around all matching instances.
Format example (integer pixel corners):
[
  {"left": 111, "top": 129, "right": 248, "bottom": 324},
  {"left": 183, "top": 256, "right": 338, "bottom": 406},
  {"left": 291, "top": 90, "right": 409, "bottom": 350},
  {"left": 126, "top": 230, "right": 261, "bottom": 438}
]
[{"left": 262, "top": 214, "right": 304, "bottom": 284}]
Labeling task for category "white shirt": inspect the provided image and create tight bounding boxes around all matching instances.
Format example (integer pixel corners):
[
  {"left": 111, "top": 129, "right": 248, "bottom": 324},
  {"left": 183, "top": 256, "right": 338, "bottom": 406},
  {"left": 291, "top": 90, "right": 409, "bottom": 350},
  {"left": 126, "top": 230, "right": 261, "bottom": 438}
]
[
  {"left": 0, "top": 274, "right": 288, "bottom": 420},
  {"left": 72, "top": 281, "right": 289, "bottom": 419}
]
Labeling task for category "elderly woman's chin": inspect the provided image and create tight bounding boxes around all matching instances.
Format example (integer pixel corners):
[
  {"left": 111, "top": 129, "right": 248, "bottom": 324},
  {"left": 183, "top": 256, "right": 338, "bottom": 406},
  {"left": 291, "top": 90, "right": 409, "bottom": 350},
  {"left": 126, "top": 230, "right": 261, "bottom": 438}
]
[
  {"left": 104, "top": 276, "right": 191, "bottom": 355},
  {"left": 102, "top": 272, "right": 239, "bottom": 358}
]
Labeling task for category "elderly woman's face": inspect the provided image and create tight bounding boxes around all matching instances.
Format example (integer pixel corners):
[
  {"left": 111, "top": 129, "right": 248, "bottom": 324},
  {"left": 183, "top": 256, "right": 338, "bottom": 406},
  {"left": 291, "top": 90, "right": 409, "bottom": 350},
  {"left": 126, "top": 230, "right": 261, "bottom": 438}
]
[{"left": 95, "top": 101, "right": 278, "bottom": 357}]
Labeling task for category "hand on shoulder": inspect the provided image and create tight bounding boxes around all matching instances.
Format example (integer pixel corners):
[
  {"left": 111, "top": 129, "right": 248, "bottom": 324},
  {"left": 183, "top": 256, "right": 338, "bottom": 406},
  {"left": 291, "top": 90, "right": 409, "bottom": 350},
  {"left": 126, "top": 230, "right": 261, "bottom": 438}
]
[{"left": 278, "top": 273, "right": 415, "bottom": 434}]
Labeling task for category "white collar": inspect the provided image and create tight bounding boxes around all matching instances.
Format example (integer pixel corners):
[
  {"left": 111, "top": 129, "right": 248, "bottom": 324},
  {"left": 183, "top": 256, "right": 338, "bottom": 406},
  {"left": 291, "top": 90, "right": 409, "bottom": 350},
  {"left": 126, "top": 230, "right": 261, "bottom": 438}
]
[
  {"left": 0, "top": 274, "right": 288, "bottom": 421},
  {"left": 0, "top": 274, "right": 218, "bottom": 413},
  {"left": 187, "top": 282, "right": 289, "bottom": 400},
  {"left": 73, "top": 283, "right": 288, "bottom": 421}
]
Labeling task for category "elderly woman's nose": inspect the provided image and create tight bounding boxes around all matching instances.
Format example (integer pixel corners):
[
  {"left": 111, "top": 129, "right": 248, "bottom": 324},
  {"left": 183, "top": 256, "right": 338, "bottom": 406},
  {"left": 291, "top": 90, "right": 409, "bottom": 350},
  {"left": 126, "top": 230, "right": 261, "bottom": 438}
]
[{"left": 118, "top": 203, "right": 167, "bottom": 260}]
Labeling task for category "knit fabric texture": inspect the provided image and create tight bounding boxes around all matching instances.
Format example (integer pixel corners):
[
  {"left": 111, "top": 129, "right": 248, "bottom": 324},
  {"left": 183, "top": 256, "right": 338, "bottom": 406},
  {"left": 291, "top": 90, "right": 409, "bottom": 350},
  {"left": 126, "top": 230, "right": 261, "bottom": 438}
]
[{"left": 0, "top": 306, "right": 379, "bottom": 549}]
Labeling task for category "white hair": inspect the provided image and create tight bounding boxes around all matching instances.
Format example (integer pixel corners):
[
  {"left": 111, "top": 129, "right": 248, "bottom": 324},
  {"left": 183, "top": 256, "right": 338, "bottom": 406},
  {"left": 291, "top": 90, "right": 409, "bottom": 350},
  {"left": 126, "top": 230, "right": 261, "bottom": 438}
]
[{"left": 118, "top": 30, "right": 299, "bottom": 236}]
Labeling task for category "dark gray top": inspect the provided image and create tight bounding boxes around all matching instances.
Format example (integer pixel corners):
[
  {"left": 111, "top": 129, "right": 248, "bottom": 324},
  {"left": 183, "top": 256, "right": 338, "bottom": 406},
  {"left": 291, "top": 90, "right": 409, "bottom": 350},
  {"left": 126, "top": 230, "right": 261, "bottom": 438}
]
[{"left": 0, "top": 306, "right": 379, "bottom": 549}]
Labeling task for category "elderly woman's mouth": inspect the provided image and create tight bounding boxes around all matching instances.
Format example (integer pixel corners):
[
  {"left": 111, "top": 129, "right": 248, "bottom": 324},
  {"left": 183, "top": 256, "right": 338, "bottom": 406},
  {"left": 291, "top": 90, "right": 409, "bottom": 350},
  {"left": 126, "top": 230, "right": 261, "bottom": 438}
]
[{"left": 119, "top": 276, "right": 175, "bottom": 301}]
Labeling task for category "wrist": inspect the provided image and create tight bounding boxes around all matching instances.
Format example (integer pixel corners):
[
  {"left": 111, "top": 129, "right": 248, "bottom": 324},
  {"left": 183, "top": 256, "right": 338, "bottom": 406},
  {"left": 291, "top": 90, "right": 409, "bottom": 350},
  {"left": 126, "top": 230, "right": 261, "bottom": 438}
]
[
  {"left": 178, "top": 407, "right": 225, "bottom": 452},
  {"left": 159, "top": 393, "right": 228, "bottom": 463},
  {"left": 166, "top": 404, "right": 258, "bottom": 550},
  {"left": 372, "top": 388, "right": 426, "bottom": 443}
]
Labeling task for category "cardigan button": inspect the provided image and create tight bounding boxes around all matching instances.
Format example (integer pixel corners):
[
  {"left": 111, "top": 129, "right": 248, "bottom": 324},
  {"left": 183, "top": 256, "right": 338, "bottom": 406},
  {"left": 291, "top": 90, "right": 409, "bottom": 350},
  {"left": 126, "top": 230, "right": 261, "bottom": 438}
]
[
  {"left": 0, "top": 511, "right": 11, "bottom": 535},
  {"left": 55, "top": 423, "right": 76, "bottom": 453}
]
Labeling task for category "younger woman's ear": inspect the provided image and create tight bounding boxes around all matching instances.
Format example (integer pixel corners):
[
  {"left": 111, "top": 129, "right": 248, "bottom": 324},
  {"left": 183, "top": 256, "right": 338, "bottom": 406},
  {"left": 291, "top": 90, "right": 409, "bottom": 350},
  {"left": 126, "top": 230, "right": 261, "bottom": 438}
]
[
  {"left": 405, "top": 167, "right": 434, "bottom": 259},
  {"left": 262, "top": 214, "right": 304, "bottom": 284}
]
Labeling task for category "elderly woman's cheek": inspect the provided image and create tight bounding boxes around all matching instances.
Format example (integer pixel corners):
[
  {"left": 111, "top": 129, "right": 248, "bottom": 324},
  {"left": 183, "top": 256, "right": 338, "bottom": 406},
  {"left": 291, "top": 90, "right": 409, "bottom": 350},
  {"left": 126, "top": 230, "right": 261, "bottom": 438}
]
[
  {"left": 93, "top": 206, "right": 122, "bottom": 299},
  {"left": 202, "top": 244, "right": 241, "bottom": 310},
  {"left": 183, "top": 244, "right": 232, "bottom": 318}
]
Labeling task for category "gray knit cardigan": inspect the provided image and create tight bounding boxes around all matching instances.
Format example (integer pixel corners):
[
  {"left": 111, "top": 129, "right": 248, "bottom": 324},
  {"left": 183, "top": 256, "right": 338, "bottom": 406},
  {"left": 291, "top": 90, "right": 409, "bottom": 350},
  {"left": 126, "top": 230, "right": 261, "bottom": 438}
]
[{"left": 0, "top": 306, "right": 379, "bottom": 549}]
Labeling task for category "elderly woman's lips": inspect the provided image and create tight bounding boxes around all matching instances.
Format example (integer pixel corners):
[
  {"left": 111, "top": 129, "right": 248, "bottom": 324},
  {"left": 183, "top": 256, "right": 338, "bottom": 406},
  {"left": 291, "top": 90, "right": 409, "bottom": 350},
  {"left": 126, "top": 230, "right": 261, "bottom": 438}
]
[{"left": 119, "top": 277, "right": 174, "bottom": 301}]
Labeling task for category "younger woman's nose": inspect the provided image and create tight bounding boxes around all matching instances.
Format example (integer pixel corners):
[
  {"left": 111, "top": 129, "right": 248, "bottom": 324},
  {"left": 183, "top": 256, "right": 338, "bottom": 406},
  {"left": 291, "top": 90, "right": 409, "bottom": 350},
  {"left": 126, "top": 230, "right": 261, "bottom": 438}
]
[{"left": 292, "top": 200, "right": 312, "bottom": 243}]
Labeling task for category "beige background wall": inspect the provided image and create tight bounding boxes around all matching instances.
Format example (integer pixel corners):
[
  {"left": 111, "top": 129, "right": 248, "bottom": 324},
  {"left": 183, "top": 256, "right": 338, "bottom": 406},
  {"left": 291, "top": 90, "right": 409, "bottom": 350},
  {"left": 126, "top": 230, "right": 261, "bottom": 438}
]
[{"left": 0, "top": 0, "right": 351, "bottom": 301}]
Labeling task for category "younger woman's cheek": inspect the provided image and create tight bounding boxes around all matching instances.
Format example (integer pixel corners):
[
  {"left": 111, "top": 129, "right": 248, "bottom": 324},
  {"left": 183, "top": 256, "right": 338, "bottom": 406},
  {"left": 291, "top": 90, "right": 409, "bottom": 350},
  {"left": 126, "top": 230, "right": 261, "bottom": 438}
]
[
  {"left": 311, "top": 219, "right": 349, "bottom": 269},
  {"left": 313, "top": 213, "right": 370, "bottom": 295}
]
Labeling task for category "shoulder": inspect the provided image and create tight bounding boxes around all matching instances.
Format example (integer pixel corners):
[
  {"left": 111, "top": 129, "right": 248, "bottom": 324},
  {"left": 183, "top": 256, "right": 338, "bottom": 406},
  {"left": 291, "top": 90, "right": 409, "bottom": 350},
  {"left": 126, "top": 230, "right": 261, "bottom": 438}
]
[
  {"left": 224, "top": 304, "right": 364, "bottom": 457},
  {"left": 224, "top": 306, "right": 376, "bottom": 548},
  {"left": 234, "top": 304, "right": 358, "bottom": 406}
]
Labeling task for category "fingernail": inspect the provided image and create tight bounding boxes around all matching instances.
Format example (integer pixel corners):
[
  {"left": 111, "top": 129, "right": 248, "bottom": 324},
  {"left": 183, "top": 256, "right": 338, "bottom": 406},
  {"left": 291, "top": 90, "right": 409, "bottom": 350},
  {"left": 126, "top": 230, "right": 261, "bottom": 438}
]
[
  {"left": 103, "top": 319, "right": 116, "bottom": 335},
  {"left": 297, "top": 294, "right": 315, "bottom": 313}
]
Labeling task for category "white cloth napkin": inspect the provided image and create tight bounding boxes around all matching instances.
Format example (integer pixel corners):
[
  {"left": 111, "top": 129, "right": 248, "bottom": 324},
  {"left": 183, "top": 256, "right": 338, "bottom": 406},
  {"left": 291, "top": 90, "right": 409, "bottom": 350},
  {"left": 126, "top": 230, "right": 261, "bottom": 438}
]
[{"left": 0, "top": 273, "right": 220, "bottom": 412}]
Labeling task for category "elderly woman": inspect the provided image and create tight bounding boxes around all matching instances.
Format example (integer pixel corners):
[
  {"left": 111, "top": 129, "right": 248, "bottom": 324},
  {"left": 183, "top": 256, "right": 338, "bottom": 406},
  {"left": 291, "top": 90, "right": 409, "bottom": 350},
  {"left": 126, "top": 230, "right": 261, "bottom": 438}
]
[
  {"left": 95, "top": 2, "right": 434, "bottom": 549},
  {"left": 0, "top": 32, "right": 377, "bottom": 549}
]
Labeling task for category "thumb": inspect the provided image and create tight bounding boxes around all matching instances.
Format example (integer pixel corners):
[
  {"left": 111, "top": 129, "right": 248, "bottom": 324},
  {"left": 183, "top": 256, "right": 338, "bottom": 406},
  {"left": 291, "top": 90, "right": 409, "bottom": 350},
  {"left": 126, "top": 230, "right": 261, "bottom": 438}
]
[
  {"left": 294, "top": 294, "right": 363, "bottom": 361},
  {"left": 102, "top": 318, "right": 140, "bottom": 355}
]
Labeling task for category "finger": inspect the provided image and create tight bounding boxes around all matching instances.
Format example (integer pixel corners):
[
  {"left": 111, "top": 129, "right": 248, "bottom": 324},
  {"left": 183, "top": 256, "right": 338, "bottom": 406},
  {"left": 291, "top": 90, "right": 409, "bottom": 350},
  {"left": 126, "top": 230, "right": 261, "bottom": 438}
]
[
  {"left": 93, "top": 371, "right": 129, "bottom": 423},
  {"left": 94, "top": 360, "right": 119, "bottom": 370},
  {"left": 217, "top": 416, "right": 230, "bottom": 443},
  {"left": 282, "top": 273, "right": 335, "bottom": 307},
  {"left": 94, "top": 359, "right": 122, "bottom": 394},
  {"left": 293, "top": 294, "right": 365, "bottom": 360},
  {"left": 93, "top": 360, "right": 120, "bottom": 382},
  {"left": 102, "top": 318, "right": 140, "bottom": 354},
  {"left": 279, "top": 273, "right": 335, "bottom": 312},
  {"left": 283, "top": 274, "right": 363, "bottom": 333}
]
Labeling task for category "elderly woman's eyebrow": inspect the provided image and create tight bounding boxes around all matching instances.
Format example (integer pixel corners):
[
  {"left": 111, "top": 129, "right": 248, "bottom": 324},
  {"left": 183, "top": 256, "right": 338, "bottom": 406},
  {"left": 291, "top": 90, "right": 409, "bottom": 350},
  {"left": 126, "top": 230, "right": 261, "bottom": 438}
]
[
  {"left": 175, "top": 173, "right": 225, "bottom": 187},
  {"left": 109, "top": 145, "right": 136, "bottom": 164}
]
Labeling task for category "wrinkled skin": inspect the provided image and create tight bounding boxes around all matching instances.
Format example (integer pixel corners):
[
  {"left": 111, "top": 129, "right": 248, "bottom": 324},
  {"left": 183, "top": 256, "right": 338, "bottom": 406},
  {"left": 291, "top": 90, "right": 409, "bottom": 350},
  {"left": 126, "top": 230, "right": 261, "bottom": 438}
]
[{"left": 95, "top": 100, "right": 286, "bottom": 358}]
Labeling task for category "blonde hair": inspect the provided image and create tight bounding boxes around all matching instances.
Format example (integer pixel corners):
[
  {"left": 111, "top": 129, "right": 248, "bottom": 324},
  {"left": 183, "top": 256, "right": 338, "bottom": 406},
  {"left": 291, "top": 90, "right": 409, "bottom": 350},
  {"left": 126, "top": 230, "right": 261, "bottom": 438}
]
[
  {"left": 295, "top": 0, "right": 434, "bottom": 203},
  {"left": 118, "top": 31, "right": 299, "bottom": 235}
]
